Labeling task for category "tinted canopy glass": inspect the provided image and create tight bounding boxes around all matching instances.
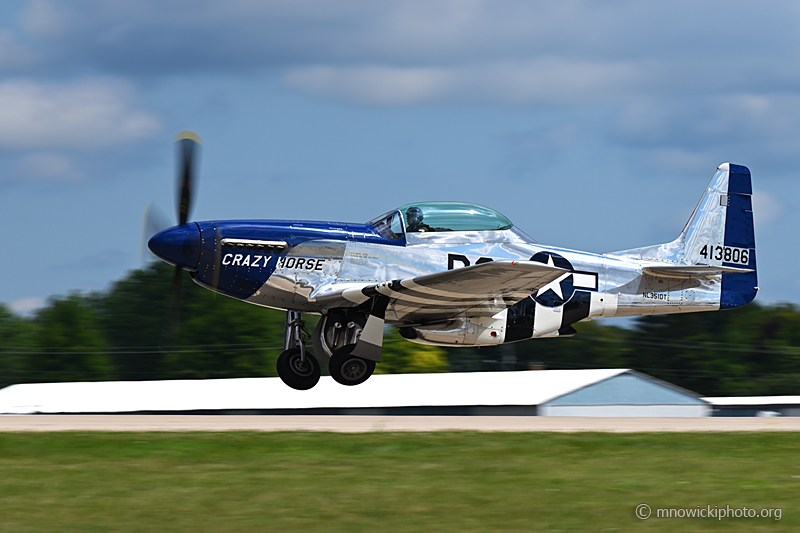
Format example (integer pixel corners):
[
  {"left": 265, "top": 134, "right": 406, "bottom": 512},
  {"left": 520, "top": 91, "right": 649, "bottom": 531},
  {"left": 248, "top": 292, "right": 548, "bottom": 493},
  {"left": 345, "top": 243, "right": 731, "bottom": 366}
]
[
  {"left": 397, "top": 202, "right": 513, "bottom": 233},
  {"left": 366, "top": 210, "right": 404, "bottom": 240}
]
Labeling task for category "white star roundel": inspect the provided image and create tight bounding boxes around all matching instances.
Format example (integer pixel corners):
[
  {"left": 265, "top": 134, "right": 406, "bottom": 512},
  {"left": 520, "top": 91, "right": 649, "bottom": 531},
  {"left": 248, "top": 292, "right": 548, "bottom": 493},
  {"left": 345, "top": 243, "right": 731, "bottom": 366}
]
[{"left": 529, "top": 251, "right": 575, "bottom": 307}]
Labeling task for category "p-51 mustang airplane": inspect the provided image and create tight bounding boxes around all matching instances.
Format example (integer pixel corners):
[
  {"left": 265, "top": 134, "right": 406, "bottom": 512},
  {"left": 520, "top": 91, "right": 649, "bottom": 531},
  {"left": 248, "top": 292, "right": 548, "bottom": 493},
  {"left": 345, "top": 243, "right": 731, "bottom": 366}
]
[{"left": 149, "top": 132, "right": 757, "bottom": 390}]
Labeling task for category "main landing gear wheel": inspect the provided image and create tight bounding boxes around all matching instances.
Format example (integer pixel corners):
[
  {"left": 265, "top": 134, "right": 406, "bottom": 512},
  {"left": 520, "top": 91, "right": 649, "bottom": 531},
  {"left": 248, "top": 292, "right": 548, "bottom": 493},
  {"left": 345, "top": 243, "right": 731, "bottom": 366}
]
[
  {"left": 329, "top": 344, "right": 375, "bottom": 386},
  {"left": 277, "top": 348, "right": 321, "bottom": 391}
]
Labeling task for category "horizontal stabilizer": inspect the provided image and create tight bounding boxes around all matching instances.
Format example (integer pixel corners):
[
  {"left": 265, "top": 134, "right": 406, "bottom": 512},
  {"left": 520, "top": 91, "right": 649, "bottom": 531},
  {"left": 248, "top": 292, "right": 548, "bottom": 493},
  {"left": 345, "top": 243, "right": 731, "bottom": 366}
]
[{"left": 643, "top": 265, "right": 754, "bottom": 279}]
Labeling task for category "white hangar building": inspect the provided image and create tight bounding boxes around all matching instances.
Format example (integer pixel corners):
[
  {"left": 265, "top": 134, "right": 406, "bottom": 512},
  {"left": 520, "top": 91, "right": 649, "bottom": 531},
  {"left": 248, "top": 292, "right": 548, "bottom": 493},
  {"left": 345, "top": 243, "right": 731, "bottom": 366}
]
[
  {"left": 703, "top": 396, "right": 800, "bottom": 417},
  {"left": 0, "top": 369, "right": 710, "bottom": 417}
]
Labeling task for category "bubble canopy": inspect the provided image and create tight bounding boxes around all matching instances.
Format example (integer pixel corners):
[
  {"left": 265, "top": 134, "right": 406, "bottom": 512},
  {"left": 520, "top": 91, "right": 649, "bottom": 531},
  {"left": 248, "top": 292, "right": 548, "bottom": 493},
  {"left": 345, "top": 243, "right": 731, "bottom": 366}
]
[{"left": 368, "top": 202, "right": 514, "bottom": 237}]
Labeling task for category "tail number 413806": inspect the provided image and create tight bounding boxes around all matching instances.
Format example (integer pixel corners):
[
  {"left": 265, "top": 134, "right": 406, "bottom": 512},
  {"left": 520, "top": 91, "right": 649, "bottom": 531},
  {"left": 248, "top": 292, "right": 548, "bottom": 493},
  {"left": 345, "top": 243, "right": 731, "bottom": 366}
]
[{"left": 699, "top": 245, "right": 749, "bottom": 265}]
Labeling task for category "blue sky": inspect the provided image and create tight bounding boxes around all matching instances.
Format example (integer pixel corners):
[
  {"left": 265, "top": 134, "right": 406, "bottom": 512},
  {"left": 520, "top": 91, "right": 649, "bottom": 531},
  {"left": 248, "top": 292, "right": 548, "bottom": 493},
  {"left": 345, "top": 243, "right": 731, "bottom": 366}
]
[{"left": 1, "top": 0, "right": 798, "bottom": 314}]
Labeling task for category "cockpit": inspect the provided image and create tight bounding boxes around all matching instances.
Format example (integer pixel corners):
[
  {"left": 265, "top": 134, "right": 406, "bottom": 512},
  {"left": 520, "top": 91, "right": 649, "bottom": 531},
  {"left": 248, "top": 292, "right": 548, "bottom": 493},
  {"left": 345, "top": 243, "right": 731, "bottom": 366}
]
[{"left": 367, "top": 202, "right": 515, "bottom": 241}]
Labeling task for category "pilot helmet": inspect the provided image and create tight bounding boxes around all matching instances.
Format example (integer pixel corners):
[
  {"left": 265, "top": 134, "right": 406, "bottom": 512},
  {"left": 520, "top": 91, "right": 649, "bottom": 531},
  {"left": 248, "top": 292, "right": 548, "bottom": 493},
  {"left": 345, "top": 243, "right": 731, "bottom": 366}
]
[{"left": 406, "top": 206, "right": 423, "bottom": 225}]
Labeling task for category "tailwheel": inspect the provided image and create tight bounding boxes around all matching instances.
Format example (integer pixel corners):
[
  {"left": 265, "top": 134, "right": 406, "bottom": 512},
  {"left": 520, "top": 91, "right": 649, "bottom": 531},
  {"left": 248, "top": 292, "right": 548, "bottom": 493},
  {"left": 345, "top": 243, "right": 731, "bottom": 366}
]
[
  {"left": 277, "top": 348, "right": 321, "bottom": 390},
  {"left": 329, "top": 344, "right": 375, "bottom": 386}
]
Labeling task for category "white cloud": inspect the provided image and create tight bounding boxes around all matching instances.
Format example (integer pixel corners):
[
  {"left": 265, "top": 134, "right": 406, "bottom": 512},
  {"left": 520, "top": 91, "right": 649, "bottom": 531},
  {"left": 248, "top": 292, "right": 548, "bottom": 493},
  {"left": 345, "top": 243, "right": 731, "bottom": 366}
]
[
  {"left": 611, "top": 92, "right": 800, "bottom": 173},
  {"left": 17, "top": 1, "right": 799, "bottom": 72},
  {"left": 13, "top": 152, "right": 86, "bottom": 183},
  {"left": 285, "top": 65, "right": 450, "bottom": 105},
  {"left": 8, "top": 297, "right": 45, "bottom": 315},
  {"left": 20, "top": 0, "right": 71, "bottom": 39},
  {"left": 616, "top": 94, "right": 800, "bottom": 145},
  {"left": 284, "top": 60, "right": 636, "bottom": 106},
  {"left": 10, "top": 2, "right": 799, "bottom": 110},
  {"left": 0, "top": 79, "right": 161, "bottom": 150}
]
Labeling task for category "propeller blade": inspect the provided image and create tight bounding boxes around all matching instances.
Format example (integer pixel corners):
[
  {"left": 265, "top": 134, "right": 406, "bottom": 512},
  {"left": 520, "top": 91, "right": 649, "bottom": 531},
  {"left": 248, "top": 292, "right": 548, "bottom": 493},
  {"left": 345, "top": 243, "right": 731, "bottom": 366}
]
[
  {"left": 169, "top": 264, "right": 183, "bottom": 338},
  {"left": 160, "top": 131, "right": 202, "bottom": 345},
  {"left": 158, "top": 264, "right": 184, "bottom": 348},
  {"left": 175, "top": 131, "right": 202, "bottom": 226}
]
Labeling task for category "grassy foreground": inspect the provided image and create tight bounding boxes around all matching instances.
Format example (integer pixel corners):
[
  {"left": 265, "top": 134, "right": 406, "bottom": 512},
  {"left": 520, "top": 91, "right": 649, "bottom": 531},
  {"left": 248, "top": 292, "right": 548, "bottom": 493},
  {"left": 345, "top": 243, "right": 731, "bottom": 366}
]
[{"left": 1, "top": 431, "right": 798, "bottom": 532}]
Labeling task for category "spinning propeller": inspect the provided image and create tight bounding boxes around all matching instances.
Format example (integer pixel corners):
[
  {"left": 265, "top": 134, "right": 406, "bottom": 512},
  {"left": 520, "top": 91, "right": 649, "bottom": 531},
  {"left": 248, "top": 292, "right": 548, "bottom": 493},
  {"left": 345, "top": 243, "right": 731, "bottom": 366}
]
[{"left": 148, "top": 131, "right": 204, "bottom": 340}]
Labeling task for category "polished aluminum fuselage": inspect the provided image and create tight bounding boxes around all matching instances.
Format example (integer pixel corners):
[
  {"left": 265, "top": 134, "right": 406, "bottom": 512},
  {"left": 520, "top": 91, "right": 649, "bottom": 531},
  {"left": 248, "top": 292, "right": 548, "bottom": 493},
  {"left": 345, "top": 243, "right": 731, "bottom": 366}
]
[{"left": 241, "top": 226, "right": 719, "bottom": 338}]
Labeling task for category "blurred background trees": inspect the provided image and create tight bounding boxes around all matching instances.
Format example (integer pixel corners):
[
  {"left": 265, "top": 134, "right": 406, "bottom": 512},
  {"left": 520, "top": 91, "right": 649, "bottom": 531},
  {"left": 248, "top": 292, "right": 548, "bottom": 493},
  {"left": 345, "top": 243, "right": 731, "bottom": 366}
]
[{"left": 1, "top": 262, "right": 798, "bottom": 396}]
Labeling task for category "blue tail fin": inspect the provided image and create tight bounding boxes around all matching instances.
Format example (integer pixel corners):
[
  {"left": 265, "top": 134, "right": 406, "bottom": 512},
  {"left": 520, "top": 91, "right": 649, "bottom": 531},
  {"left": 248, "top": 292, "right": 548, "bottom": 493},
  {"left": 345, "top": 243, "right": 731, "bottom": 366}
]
[{"left": 719, "top": 164, "right": 757, "bottom": 308}]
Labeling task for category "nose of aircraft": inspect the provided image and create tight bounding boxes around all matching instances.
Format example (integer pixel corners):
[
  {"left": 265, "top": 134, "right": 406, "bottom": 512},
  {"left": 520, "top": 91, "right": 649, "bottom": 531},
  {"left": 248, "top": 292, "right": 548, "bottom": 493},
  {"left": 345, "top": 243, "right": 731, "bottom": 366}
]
[{"left": 148, "top": 223, "right": 202, "bottom": 271}]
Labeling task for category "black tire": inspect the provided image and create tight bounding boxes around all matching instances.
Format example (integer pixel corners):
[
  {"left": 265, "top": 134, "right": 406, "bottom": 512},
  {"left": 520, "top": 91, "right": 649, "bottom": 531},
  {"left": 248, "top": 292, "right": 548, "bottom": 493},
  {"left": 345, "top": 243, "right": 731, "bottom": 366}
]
[
  {"left": 329, "top": 344, "right": 375, "bottom": 386},
  {"left": 276, "top": 348, "right": 321, "bottom": 390}
]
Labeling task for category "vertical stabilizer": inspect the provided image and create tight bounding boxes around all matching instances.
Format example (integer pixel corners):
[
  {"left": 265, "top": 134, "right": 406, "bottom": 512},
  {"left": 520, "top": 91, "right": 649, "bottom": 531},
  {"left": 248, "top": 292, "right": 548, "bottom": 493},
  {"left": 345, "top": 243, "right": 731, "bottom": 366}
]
[{"left": 610, "top": 163, "right": 757, "bottom": 309}]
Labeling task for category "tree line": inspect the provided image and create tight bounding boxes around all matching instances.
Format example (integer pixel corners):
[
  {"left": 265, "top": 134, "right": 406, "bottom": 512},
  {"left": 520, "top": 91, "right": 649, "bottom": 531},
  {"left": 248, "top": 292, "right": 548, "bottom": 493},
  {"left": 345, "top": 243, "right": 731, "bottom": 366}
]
[{"left": 2, "top": 262, "right": 799, "bottom": 397}]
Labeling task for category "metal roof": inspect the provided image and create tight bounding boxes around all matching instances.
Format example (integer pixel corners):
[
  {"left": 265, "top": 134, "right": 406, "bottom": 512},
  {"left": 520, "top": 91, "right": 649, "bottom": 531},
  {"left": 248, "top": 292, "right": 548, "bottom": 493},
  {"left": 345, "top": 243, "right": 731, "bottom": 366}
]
[
  {"left": 546, "top": 372, "right": 705, "bottom": 405},
  {"left": 0, "top": 369, "right": 708, "bottom": 415}
]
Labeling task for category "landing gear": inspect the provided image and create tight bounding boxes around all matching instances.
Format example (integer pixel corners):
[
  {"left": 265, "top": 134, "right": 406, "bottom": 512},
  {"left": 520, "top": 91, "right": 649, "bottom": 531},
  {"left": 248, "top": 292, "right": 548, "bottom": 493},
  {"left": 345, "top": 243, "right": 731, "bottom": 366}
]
[
  {"left": 329, "top": 344, "right": 375, "bottom": 386},
  {"left": 277, "top": 348, "right": 320, "bottom": 390},
  {"left": 312, "top": 313, "right": 366, "bottom": 363},
  {"left": 278, "top": 309, "right": 378, "bottom": 388},
  {"left": 276, "top": 310, "right": 321, "bottom": 390}
]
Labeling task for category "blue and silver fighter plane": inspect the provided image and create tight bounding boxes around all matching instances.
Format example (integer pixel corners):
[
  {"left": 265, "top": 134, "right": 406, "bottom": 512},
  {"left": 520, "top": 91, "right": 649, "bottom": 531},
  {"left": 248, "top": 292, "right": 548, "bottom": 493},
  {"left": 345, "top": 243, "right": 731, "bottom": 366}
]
[{"left": 149, "top": 132, "right": 758, "bottom": 390}]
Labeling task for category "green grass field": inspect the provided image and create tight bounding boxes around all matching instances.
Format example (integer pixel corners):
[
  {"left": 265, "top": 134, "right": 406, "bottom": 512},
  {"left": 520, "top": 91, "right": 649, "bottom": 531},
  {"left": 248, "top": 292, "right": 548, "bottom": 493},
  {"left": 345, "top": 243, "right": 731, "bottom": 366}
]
[{"left": 1, "top": 431, "right": 797, "bottom": 532}]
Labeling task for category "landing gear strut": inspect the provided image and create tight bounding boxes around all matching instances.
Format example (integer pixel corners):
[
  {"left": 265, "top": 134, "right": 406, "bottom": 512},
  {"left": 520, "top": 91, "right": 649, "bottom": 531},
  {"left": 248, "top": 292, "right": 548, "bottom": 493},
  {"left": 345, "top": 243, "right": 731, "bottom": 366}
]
[
  {"left": 276, "top": 310, "right": 320, "bottom": 390},
  {"left": 312, "top": 312, "right": 376, "bottom": 386},
  {"left": 311, "top": 313, "right": 366, "bottom": 363}
]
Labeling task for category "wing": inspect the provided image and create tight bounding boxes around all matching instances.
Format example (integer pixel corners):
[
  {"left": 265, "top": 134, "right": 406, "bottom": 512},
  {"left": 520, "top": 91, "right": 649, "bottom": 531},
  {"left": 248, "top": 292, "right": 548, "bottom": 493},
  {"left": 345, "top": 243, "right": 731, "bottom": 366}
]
[{"left": 363, "top": 260, "right": 568, "bottom": 322}]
